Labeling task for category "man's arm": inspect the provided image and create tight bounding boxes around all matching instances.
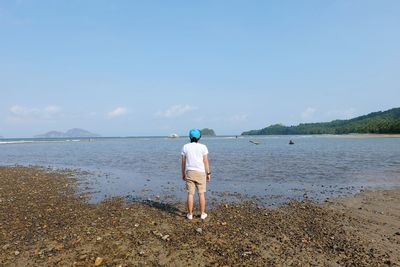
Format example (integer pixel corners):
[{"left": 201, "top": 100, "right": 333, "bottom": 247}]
[
  {"left": 181, "top": 155, "right": 186, "bottom": 180},
  {"left": 203, "top": 154, "right": 211, "bottom": 182}
]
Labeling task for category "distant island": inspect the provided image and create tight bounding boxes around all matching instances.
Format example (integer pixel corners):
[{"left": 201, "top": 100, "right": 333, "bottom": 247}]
[
  {"left": 201, "top": 128, "right": 216, "bottom": 136},
  {"left": 242, "top": 107, "right": 400, "bottom": 135},
  {"left": 35, "top": 128, "right": 101, "bottom": 138}
]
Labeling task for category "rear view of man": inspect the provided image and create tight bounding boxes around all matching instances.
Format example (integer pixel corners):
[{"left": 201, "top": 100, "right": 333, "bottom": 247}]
[{"left": 181, "top": 128, "right": 211, "bottom": 220}]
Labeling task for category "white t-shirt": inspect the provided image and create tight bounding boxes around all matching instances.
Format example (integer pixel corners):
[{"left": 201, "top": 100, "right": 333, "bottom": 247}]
[{"left": 181, "top": 142, "right": 209, "bottom": 173}]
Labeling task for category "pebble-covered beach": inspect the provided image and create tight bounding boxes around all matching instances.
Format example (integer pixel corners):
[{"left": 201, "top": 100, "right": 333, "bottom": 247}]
[{"left": 1, "top": 166, "right": 399, "bottom": 266}]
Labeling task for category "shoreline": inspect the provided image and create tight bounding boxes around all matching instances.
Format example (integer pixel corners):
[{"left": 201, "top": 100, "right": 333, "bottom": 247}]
[
  {"left": 1, "top": 166, "right": 399, "bottom": 266},
  {"left": 333, "top": 133, "right": 400, "bottom": 138}
]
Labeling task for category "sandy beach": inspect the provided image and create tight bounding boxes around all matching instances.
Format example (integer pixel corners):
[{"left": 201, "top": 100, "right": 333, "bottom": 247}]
[
  {"left": 333, "top": 134, "right": 400, "bottom": 138},
  {"left": 1, "top": 166, "right": 399, "bottom": 266}
]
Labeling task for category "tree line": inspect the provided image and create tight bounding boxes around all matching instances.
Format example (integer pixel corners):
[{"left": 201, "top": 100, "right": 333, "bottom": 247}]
[{"left": 242, "top": 108, "right": 400, "bottom": 135}]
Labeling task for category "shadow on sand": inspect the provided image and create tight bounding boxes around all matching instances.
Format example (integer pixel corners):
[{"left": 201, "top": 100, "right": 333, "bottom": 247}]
[{"left": 134, "top": 198, "right": 185, "bottom": 217}]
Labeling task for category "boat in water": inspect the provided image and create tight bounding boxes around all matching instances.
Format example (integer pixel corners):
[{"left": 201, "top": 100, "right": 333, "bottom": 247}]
[{"left": 168, "top": 133, "right": 179, "bottom": 138}]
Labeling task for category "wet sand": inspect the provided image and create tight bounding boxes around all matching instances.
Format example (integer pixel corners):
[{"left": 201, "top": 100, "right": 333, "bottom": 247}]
[
  {"left": 333, "top": 134, "right": 400, "bottom": 138},
  {"left": 1, "top": 166, "right": 399, "bottom": 266},
  {"left": 327, "top": 189, "right": 400, "bottom": 263}
]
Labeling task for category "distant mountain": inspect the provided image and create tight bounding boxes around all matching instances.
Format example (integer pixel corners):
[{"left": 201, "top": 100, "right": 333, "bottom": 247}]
[
  {"left": 64, "top": 128, "right": 101, "bottom": 137},
  {"left": 35, "top": 128, "right": 101, "bottom": 138},
  {"left": 242, "top": 107, "right": 400, "bottom": 135},
  {"left": 36, "top": 131, "right": 65, "bottom": 138},
  {"left": 201, "top": 128, "right": 216, "bottom": 136}
]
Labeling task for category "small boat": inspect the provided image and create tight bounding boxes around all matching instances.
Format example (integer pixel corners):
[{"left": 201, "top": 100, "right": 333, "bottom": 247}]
[
  {"left": 289, "top": 140, "right": 295, "bottom": 145},
  {"left": 168, "top": 133, "right": 179, "bottom": 138},
  {"left": 249, "top": 140, "right": 260, "bottom": 145}
]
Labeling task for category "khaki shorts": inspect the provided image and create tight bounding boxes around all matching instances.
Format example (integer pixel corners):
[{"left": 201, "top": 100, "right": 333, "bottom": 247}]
[{"left": 185, "top": 170, "right": 206, "bottom": 194}]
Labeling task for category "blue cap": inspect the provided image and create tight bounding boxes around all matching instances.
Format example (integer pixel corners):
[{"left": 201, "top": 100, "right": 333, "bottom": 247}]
[{"left": 189, "top": 128, "right": 201, "bottom": 139}]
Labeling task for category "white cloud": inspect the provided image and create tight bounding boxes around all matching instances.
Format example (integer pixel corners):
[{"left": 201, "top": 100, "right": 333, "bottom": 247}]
[
  {"left": 156, "top": 104, "right": 197, "bottom": 118},
  {"left": 107, "top": 107, "right": 128, "bottom": 119},
  {"left": 10, "top": 105, "right": 32, "bottom": 116},
  {"left": 301, "top": 107, "right": 317, "bottom": 120},
  {"left": 7, "top": 105, "right": 62, "bottom": 123},
  {"left": 326, "top": 108, "right": 357, "bottom": 120},
  {"left": 229, "top": 114, "right": 248, "bottom": 123},
  {"left": 44, "top": 105, "right": 62, "bottom": 114}
]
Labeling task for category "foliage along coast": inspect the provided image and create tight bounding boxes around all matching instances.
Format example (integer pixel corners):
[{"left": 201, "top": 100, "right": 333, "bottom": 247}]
[
  {"left": 201, "top": 128, "right": 216, "bottom": 136},
  {"left": 242, "top": 107, "right": 400, "bottom": 135}
]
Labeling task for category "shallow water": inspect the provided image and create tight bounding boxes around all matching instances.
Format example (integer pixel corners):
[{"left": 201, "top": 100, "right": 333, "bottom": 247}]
[{"left": 0, "top": 136, "right": 399, "bottom": 205}]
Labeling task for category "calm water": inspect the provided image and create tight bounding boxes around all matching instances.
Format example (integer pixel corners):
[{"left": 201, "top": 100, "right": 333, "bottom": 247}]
[{"left": 1, "top": 136, "right": 399, "bottom": 205}]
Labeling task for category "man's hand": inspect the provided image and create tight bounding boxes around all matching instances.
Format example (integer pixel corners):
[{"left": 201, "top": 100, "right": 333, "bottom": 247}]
[
  {"left": 206, "top": 174, "right": 211, "bottom": 182},
  {"left": 181, "top": 155, "right": 186, "bottom": 181}
]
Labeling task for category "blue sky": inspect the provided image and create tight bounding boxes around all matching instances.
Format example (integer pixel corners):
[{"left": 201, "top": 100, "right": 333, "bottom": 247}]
[{"left": 1, "top": 1, "right": 399, "bottom": 137}]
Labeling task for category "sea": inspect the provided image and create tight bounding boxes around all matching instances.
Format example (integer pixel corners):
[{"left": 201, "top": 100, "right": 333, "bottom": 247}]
[{"left": 1, "top": 135, "right": 399, "bottom": 205}]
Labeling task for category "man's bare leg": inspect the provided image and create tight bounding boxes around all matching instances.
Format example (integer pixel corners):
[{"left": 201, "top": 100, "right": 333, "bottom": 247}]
[
  {"left": 187, "top": 193, "right": 194, "bottom": 215},
  {"left": 198, "top": 192, "right": 206, "bottom": 214}
]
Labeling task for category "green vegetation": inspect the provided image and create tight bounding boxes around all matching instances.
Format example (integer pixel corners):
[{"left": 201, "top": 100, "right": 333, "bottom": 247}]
[
  {"left": 201, "top": 128, "right": 216, "bottom": 136},
  {"left": 242, "top": 108, "right": 400, "bottom": 135}
]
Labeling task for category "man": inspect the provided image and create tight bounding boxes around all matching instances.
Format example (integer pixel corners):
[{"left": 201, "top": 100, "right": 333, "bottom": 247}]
[{"left": 181, "top": 128, "right": 211, "bottom": 220}]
